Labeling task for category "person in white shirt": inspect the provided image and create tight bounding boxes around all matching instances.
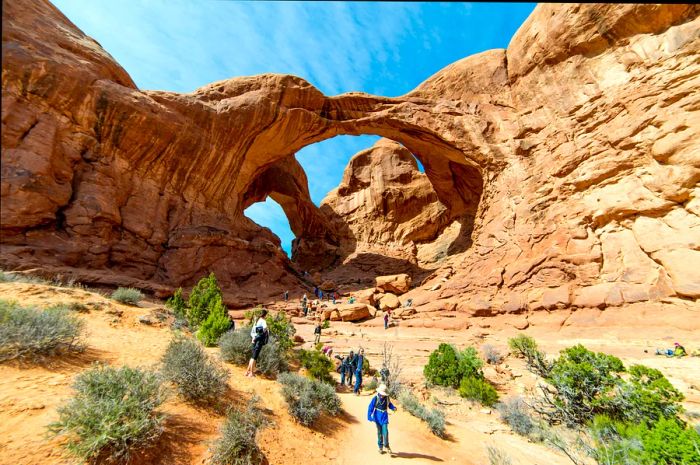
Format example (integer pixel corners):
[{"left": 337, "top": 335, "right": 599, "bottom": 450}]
[{"left": 246, "top": 309, "right": 269, "bottom": 378}]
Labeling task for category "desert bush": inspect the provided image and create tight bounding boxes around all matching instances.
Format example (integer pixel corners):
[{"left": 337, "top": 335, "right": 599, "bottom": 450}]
[
  {"left": 366, "top": 377, "right": 379, "bottom": 391},
  {"left": 165, "top": 287, "right": 187, "bottom": 319},
  {"left": 423, "top": 343, "right": 483, "bottom": 388},
  {"left": 497, "top": 397, "right": 534, "bottom": 436},
  {"left": 381, "top": 342, "right": 404, "bottom": 397},
  {"left": 197, "top": 296, "right": 232, "bottom": 346},
  {"left": 110, "top": 287, "right": 143, "bottom": 305},
  {"left": 0, "top": 299, "right": 84, "bottom": 361},
  {"left": 611, "top": 364, "right": 684, "bottom": 426},
  {"left": 638, "top": 417, "right": 700, "bottom": 465},
  {"left": 322, "top": 319, "right": 330, "bottom": 329},
  {"left": 0, "top": 270, "right": 49, "bottom": 284},
  {"left": 399, "top": 390, "right": 446, "bottom": 438},
  {"left": 483, "top": 344, "right": 505, "bottom": 365},
  {"left": 459, "top": 376, "right": 499, "bottom": 406},
  {"left": 49, "top": 364, "right": 166, "bottom": 463},
  {"left": 161, "top": 337, "right": 228, "bottom": 404},
  {"left": 255, "top": 337, "right": 288, "bottom": 376},
  {"left": 220, "top": 328, "right": 253, "bottom": 364},
  {"left": 486, "top": 445, "right": 513, "bottom": 465},
  {"left": 209, "top": 396, "right": 268, "bottom": 465},
  {"left": 508, "top": 334, "right": 553, "bottom": 377},
  {"left": 299, "top": 349, "right": 334, "bottom": 384},
  {"left": 278, "top": 372, "right": 340, "bottom": 426},
  {"left": 187, "top": 273, "right": 223, "bottom": 328}
]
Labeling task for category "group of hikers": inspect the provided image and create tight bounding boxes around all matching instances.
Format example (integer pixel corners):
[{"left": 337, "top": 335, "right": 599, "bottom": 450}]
[{"left": 332, "top": 348, "right": 366, "bottom": 395}]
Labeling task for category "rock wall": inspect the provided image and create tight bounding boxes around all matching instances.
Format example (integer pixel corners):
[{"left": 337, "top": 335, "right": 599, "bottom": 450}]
[{"left": 2, "top": 1, "right": 698, "bottom": 312}]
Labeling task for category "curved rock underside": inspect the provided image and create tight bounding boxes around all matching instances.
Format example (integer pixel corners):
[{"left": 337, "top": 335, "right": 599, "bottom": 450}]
[{"left": 2, "top": 1, "right": 699, "bottom": 314}]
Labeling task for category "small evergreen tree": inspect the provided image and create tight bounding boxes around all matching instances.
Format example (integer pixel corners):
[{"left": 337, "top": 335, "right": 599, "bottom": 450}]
[
  {"left": 166, "top": 287, "right": 187, "bottom": 319},
  {"left": 187, "top": 273, "right": 223, "bottom": 328},
  {"left": 197, "top": 296, "right": 232, "bottom": 347}
]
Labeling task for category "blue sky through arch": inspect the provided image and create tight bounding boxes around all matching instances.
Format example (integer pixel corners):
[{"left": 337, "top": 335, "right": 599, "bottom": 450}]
[{"left": 52, "top": 0, "right": 536, "bottom": 256}]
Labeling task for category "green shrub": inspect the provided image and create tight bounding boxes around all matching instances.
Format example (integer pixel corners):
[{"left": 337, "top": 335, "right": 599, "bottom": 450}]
[
  {"left": 161, "top": 337, "right": 228, "bottom": 404},
  {"left": 209, "top": 396, "right": 268, "bottom": 465},
  {"left": 110, "top": 287, "right": 143, "bottom": 305},
  {"left": 0, "top": 299, "right": 84, "bottom": 361},
  {"left": 365, "top": 377, "right": 379, "bottom": 391},
  {"left": 613, "top": 364, "right": 684, "bottom": 426},
  {"left": 497, "top": 397, "right": 534, "bottom": 436},
  {"left": 639, "top": 417, "right": 700, "bottom": 465},
  {"left": 508, "top": 334, "right": 552, "bottom": 377},
  {"left": 322, "top": 319, "right": 330, "bottom": 329},
  {"left": 459, "top": 376, "right": 499, "bottom": 407},
  {"left": 299, "top": 349, "right": 334, "bottom": 384},
  {"left": 166, "top": 287, "right": 187, "bottom": 319},
  {"left": 265, "top": 311, "right": 295, "bottom": 351},
  {"left": 220, "top": 329, "right": 253, "bottom": 365},
  {"left": 197, "top": 296, "right": 232, "bottom": 347},
  {"left": 399, "top": 391, "right": 446, "bottom": 438},
  {"left": 278, "top": 372, "right": 341, "bottom": 426},
  {"left": 423, "top": 344, "right": 483, "bottom": 388},
  {"left": 187, "top": 273, "right": 223, "bottom": 328},
  {"left": 49, "top": 364, "right": 166, "bottom": 463}
]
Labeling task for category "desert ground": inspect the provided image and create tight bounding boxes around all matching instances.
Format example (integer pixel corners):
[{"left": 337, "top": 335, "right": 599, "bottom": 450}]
[{"left": 1, "top": 280, "right": 698, "bottom": 465}]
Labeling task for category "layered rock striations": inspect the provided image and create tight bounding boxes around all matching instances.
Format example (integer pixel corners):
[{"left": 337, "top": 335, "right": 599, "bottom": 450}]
[{"left": 2, "top": 1, "right": 699, "bottom": 312}]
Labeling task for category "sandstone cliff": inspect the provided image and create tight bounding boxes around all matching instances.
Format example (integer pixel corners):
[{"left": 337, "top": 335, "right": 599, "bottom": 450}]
[{"left": 2, "top": 1, "right": 698, "bottom": 312}]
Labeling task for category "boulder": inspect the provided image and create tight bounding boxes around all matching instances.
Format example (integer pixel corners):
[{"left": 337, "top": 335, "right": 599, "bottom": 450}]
[
  {"left": 319, "top": 280, "right": 336, "bottom": 291},
  {"left": 338, "top": 303, "right": 372, "bottom": 322},
  {"left": 378, "top": 293, "right": 400, "bottom": 310},
  {"left": 376, "top": 274, "right": 412, "bottom": 295},
  {"left": 354, "top": 288, "right": 377, "bottom": 305}
]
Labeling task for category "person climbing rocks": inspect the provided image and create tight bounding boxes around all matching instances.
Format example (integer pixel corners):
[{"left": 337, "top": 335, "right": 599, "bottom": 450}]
[
  {"left": 246, "top": 309, "right": 269, "bottom": 378},
  {"left": 348, "top": 296, "right": 356, "bottom": 304},
  {"left": 314, "top": 319, "right": 322, "bottom": 344},
  {"left": 384, "top": 311, "right": 389, "bottom": 330},
  {"left": 354, "top": 348, "right": 365, "bottom": 395},
  {"left": 367, "top": 383, "right": 397, "bottom": 454},
  {"left": 656, "top": 342, "right": 687, "bottom": 357},
  {"left": 345, "top": 350, "right": 355, "bottom": 386},
  {"left": 322, "top": 345, "right": 333, "bottom": 357}
]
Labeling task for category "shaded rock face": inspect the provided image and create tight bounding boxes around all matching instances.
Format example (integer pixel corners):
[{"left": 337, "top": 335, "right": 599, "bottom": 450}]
[{"left": 2, "top": 1, "right": 699, "bottom": 312}]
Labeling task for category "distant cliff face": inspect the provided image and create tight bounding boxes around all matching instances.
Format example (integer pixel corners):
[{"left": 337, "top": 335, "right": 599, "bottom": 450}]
[{"left": 2, "top": 1, "right": 699, "bottom": 311}]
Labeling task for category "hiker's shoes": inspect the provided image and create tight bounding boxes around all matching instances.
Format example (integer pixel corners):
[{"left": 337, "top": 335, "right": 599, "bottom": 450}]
[
  {"left": 378, "top": 447, "right": 384, "bottom": 454},
  {"left": 385, "top": 446, "right": 393, "bottom": 455}
]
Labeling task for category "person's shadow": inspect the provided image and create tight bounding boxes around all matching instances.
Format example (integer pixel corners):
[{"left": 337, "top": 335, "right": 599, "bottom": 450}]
[{"left": 391, "top": 452, "right": 444, "bottom": 461}]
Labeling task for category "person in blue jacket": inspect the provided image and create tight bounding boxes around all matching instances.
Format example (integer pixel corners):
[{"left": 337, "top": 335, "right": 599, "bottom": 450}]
[
  {"left": 353, "top": 348, "right": 365, "bottom": 395},
  {"left": 367, "top": 383, "right": 397, "bottom": 454}
]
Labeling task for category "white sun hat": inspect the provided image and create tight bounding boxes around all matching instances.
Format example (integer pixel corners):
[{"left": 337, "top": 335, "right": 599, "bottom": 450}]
[{"left": 377, "top": 383, "right": 388, "bottom": 396}]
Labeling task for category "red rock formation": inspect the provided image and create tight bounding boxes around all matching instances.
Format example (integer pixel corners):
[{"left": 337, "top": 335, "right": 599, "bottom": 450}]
[{"left": 2, "top": 1, "right": 698, "bottom": 313}]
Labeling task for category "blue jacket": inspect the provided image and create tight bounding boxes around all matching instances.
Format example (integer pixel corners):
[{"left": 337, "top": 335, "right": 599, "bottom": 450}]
[
  {"left": 367, "top": 394, "right": 396, "bottom": 425},
  {"left": 354, "top": 354, "right": 364, "bottom": 373}
]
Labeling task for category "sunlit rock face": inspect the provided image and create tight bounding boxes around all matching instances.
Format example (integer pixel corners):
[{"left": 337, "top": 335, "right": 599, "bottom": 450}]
[{"left": 2, "top": 1, "right": 699, "bottom": 311}]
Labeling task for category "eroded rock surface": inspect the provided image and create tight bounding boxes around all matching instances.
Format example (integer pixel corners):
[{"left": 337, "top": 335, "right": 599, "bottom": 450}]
[{"left": 2, "top": 1, "right": 699, "bottom": 313}]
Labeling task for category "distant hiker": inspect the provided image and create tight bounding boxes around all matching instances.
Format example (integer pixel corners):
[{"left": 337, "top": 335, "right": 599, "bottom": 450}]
[
  {"left": 319, "top": 289, "right": 324, "bottom": 300},
  {"left": 314, "top": 320, "right": 322, "bottom": 344},
  {"left": 404, "top": 298, "right": 413, "bottom": 308},
  {"left": 380, "top": 363, "right": 390, "bottom": 384},
  {"left": 354, "top": 348, "right": 365, "bottom": 395},
  {"left": 656, "top": 342, "right": 687, "bottom": 357},
  {"left": 367, "top": 383, "right": 397, "bottom": 454},
  {"left": 246, "top": 309, "right": 269, "bottom": 377},
  {"left": 284, "top": 290, "right": 289, "bottom": 301},
  {"left": 314, "top": 286, "right": 319, "bottom": 298},
  {"left": 346, "top": 350, "right": 355, "bottom": 386},
  {"left": 332, "top": 293, "right": 336, "bottom": 304},
  {"left": 227, "top": 313, "right": 236, "bottom": 332},
  {"left": 322, "top": 345, "right": 333, "bottom": 357},
  {"left": 384, "top": 311, "right": 389, "bottom": 330},
  {"left": 348, "top": 296, "right": 356, "bottom": 304}
]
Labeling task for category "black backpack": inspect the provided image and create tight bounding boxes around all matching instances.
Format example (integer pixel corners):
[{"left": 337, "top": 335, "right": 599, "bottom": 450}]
[{"left": 255, "top": 325, "right": 269, "bottom": 345}]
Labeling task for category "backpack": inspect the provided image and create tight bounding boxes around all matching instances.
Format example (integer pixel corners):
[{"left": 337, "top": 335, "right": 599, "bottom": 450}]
[{"left": 255, "top": 325, "right": 269, "bottom": 345}]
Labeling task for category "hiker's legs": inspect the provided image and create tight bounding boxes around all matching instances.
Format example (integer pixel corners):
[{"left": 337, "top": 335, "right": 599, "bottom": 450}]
[
  {"left": 375, "top": 422, "right": 384, "bottom": 449},
  {"left": 314, "top": 333, "right": 320, "bottom": 344},
  {"left": 354, "top": 370, "right": 362, "bottom": 393},
  {"left": 347, "top": 370, "right": 353, "bottom": 386},
  {"left": 340, "top": 367, "right": 346, "bottom": 385},
  {"left": 381, "top": 423, "right": 389, "bottom": 448},
  {"left": 246, "top": 358, "right": 256, "bottom": 376}
]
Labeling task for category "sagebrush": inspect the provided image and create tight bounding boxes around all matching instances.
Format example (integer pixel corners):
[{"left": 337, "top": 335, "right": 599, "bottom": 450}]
[
  {"left": 497, "top": 397, "right": 534, "bottom": 436},
  {"left": 399, "top": 390, "right": 446, "bottom": 438},
  {"left": 209, "top": 396, "right": 268, "bottom": 465},
  {"left": 278, "top": 372, "right": 340, "bottom": 426},
  {"left": 219, "top": 329, "right": 287, "bottom": 376},
  {"left": 110, "top": 287, "right": 143, "bottom": 305},
  {"left": 49, "top": 364, "right": 166, "bottom": 463},
  {"left": 0, "top": 299, "right": 84, "bottom": 361},
  {"left": 161, "top": 337, "right": 228, "bottom": 404}
]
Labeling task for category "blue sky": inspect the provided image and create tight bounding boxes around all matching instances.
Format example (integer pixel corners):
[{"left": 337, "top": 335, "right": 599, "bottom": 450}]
[{"left": 53, "top": 1, "right": 535, "bottom": 255}]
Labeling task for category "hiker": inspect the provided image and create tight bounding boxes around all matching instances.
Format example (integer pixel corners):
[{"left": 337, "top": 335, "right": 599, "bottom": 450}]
[
  {"left": 346, "top": 350, "right": 355, "bottom": 386},
  {"left": 319, "top": 289, "right": 324, "bottom": 300},
  {"left": 314, "top": 286, "right": 319, "bottom": 298},
  {"left": 314, "top": 319, "right": 322, "bottom": 344},
  {"left": 380, "top": 363, "right": 390, "bottom": 384},
  {"left": 322, "top": 345, "right": 333, "bottom": 357},
  {"left": 227, "top": 313, "right": 236, "bottom": 332},
  {"left": 246, "top": 309, "right": 269, "bottom": 377},
  {"left": 354, "top": 348, "right": 365, "bottom": 395},
  {"left": 404, "top": 298, "right": 413, "bottom": 308},
  {"left": 384, "top": 311, "right": 390, "bottom": 330},
  {"left": 367, "top": 383, "right": 397, "bottom": 454},
  {"left": 656, "top": 342, "right": 687, "bottom": 357},
  {"left": 283, "top": 290, "right": 289, "bottom": 301},
  {"left": 332, "top": 292, "right": 336, "bottom": 304},
  {"left": 348, "top": 296, "right": 356, "bottom": 304}
]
